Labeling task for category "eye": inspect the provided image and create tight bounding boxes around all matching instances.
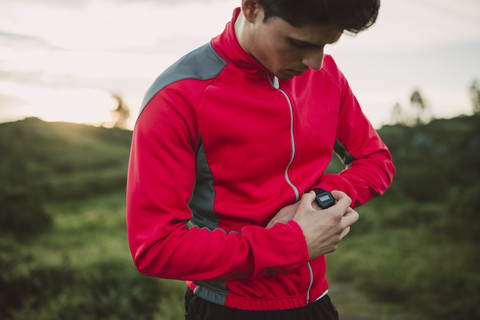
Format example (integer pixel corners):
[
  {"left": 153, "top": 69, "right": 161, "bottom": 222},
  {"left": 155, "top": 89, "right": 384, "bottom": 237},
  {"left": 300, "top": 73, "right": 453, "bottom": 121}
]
[{"left": 290, "top": 39, "right": 309, "bottom": 49}]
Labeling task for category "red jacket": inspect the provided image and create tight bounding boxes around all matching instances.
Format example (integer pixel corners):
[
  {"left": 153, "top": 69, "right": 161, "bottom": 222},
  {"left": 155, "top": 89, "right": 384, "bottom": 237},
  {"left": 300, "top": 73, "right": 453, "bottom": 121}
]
[{"left": 127, "top": 8, "right": 394, "bottom": 311}]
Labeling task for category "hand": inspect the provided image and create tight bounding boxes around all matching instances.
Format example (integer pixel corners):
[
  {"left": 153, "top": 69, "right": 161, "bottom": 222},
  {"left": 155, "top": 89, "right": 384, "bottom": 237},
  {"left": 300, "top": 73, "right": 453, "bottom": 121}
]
[
  {"left": 293, "top": 191, "right": 359, "bottom": 260},
  {"left": 265, "top": 192, "right": 327, "bottom": 229},
  {"left": 265, "top": 201, "right": 300, "bottom": 229}
]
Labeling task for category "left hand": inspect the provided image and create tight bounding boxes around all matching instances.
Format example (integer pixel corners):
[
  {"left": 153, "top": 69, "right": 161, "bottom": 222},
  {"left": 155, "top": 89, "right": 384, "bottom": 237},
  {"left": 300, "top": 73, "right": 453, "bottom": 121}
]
[
  {"left": 265, "top": 193, "right": 329, "bottom": 229},
  {"left": 265, "top": 201, "right": 300, "bottom": 229}
]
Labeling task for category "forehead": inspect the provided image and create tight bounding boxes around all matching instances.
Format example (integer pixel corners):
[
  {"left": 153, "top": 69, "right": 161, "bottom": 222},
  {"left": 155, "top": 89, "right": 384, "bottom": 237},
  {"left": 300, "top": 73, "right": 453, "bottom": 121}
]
[{"left": 268, "top": 17, "right": 343, "bottom": 46}]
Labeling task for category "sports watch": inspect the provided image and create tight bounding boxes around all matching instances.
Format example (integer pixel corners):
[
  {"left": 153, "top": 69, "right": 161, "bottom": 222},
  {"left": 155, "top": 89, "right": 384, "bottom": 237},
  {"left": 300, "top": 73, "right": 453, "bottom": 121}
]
[{"left": 313, "top": 188, "right": 335, "bottom": 209}]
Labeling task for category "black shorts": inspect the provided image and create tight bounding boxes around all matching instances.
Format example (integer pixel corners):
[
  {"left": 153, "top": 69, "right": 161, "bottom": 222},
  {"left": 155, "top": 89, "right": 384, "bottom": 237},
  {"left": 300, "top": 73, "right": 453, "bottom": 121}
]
[{"left": 184, "top": 288, "right": 339, "bottom": 320}]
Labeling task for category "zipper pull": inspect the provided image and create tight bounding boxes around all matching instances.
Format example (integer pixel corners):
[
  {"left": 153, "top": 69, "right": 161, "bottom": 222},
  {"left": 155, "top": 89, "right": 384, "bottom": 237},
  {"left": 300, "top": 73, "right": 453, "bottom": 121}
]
[{"left": 273, "top": 76, "right": 279, "bottom": 89}]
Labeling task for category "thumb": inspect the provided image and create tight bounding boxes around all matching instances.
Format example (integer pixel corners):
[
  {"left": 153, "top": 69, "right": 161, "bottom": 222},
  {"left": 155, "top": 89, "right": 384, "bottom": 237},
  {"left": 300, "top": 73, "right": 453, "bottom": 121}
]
[{"left": 298, "top": 191, "right": 316, "bottom": 210}]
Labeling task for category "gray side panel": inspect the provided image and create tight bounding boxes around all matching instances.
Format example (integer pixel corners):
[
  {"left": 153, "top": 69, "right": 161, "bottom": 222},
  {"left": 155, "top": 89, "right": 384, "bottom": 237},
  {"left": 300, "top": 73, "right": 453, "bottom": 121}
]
[
  {"left": 142, "top": 42, "right": 227, "bottom": 305},
  {"left": 193, "top": 281, "right": 228, "bottom": 306},
  {"left": 334, "top": 139, "right": 356, "bottom": 167},
  {"left": 189, "top": 145, "right": 231, "bottom": 306},
  {"left": 139, "top": 42, "right": 228, "bottom": 116},
  {"left": 188, "top": 143, "right": 219, "bottom": 231}
]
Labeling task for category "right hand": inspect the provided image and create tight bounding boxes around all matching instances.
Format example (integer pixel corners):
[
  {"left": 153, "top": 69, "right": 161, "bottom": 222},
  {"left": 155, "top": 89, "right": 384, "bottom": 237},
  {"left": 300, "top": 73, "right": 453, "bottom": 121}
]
[{"left": 293, "top": 190, "right": 359, "bottom": 260}]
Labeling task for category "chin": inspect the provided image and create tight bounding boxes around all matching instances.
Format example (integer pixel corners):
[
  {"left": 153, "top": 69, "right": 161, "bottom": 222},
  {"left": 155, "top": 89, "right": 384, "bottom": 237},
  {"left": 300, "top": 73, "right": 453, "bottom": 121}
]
[{"left": 275, "top": 73, "right": 296, "bottom": 81}]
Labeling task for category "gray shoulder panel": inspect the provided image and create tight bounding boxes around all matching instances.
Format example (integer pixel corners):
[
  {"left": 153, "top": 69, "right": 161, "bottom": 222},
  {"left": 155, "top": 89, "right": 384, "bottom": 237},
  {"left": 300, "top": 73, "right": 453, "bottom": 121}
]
[{"left": 139, "top": 42, "right": 228, "bottom": 115}]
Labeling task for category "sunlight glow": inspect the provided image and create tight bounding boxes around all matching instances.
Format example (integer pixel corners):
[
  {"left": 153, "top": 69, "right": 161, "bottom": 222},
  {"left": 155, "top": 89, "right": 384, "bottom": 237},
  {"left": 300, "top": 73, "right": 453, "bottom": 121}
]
[
  {"left": 0, "top": 0, "right": 237, "bottom": 128},
  {"left": 0, "top": 0, "right": 478, "bottom": 129},
  {"left": 1, "top": 81, "right": 116, "bottom": 126}
]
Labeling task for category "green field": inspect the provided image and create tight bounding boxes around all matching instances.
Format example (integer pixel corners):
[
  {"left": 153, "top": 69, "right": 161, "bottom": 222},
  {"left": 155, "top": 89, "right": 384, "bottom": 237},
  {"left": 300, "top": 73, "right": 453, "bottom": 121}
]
[
  {"left": 1, "top": 192, "right": 186, "bottom": 320},
  {"left": 1, "top": 116, "right": 479, "bottom": 319}
]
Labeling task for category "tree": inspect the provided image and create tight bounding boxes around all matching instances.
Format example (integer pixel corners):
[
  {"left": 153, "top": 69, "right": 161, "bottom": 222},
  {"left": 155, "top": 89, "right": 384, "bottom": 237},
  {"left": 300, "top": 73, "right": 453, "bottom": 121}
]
[
  {"left": 390, "top": 102, "right": 405, "bottom": 125},
  {"left": 110, "top": 94, "right": 131, "bottom": 129},
  {"left": 409, "top": 89, "right": 432, "bottom": 126},
  {"left": 469, "top": 80, "right": 480, "bottom": 114}
]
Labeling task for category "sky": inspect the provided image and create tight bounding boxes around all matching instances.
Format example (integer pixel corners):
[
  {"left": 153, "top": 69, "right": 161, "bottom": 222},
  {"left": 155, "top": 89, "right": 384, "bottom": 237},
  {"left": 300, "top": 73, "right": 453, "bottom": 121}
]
[{"left": 0, "top": 0, "right": 479, "bottom": 129}]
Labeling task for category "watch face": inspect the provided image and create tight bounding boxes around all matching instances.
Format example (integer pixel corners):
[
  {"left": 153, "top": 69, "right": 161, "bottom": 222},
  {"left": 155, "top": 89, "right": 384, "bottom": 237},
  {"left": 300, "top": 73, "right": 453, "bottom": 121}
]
[
  {"left": 315, "top": 192, "right": 335, "bottom": 209},
  {"left": 318, "top": 194, "right": 332, "bottom": 203}
]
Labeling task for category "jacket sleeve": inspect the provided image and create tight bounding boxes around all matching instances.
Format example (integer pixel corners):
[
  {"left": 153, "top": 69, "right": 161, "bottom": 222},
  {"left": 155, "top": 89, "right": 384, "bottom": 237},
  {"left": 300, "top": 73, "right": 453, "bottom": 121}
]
[
  {"left": 314, "top": 63, "right": 395, "bottom": 207},
  {"left": 126, "top": 85, "right": 309, "bottom": 282}
]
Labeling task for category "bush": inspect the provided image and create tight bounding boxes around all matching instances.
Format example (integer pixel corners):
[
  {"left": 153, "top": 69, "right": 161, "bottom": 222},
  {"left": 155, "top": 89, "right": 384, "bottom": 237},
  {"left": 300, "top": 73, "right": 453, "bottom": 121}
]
[
  {"left": 0, "top": 186, "right": 51, "bottom": 238},
  {"left": 38, "top": 169, "right": 127, "bottom": 201},
  {"left": 448, "top": 184, "right": 480, "bottom": 242},
  {"left": 396, "top": 165, "right": 448, "bottom": 202},
  {"left": 1, "top": 257, "right": 180, "bottom": 320}
]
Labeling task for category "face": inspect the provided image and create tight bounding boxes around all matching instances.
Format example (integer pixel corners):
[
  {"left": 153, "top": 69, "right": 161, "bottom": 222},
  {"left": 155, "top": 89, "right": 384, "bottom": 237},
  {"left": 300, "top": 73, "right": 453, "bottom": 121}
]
[{"left": 245, "top": 11, "right": 343, "bottom": 80}]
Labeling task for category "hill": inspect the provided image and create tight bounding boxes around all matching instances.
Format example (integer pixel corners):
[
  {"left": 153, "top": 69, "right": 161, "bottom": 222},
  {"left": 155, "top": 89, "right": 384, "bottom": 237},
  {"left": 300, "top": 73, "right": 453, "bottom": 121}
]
[
  {"left": 0, "top": 115, "right": 479, "bottom": 319},
  {"left": 3, "top": 115, "right": 477, "bottom": 203},
  {"left": 0, "top": 117, "right": 132, "bottom": 201},
  {"left": 327, "top": 115, "right": 480, "bottom": 319}
]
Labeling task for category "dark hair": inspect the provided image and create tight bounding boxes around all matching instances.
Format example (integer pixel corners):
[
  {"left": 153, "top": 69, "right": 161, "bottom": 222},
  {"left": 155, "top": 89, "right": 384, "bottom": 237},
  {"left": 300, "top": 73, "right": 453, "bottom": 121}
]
[{"left": 258, "top": 0, "right": 380, "bottom": 33}]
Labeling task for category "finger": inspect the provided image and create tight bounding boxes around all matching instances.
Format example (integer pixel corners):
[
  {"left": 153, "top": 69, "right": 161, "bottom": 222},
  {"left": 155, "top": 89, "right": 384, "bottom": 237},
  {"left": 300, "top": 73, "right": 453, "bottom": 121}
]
[
  {"left": 266, "top": 219, "right": 275, "bottom": 229},
  {"left": 266, "top": 221, "right": 276, "bottom": 229},
  {"left": 331, "top": 190, "right": 352, "bottom": 210},
  {"left": 330, "top": 190, "right": 346, "bottom": 200},
  {"left": 340, "top": 226, "right": 351, "bottom": 239},
  {"left": 299, "top": 191, "right": 316, "bottom": 209},
  {"left": 312, "top": 201, "right": 321, "bottom": 210},
  {"left": 266, "top": 213, "right": 285, "bottom": 229},
  {"left": 341, "top": 209, "right": 359, "bottom": 227},
  {"left": 343, "top": 207, "right": 355, "bottom": 216}
]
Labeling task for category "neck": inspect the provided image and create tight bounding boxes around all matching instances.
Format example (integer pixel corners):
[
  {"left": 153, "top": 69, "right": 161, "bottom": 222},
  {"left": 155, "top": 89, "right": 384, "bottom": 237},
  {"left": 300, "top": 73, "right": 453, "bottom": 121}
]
[{"left": 234, "top": 12, "right": 252, "bottom": 56}]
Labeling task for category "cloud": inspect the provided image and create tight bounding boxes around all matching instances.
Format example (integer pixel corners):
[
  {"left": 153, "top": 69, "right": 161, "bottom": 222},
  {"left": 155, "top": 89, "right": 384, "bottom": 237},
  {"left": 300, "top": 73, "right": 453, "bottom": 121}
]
[
  {"left": 112, "top": 0, "right": 223, "bottom": 4},
  {"left": 9, "top": 0, "right": 230, "bottom": 7},
  {"left": 1, "top": 0, "right": 477, "bottom": 128},
  {"left": 0, "top": 31, "right": 57, "bottom": 50},
  {"left": 326, "top": 0, "right": 480, "bottom": 52},
  {"left": 0, "top": 0, "right": 236, "bottom": 51},
  {"left": 5, "top": 0, "right": 90, "bottom": 9},
  {"left": 0, "top": 70, "right": 46, "bottom": 85},
  {"left": 0, "top": 93, "right": 28, "bottom": 107}
]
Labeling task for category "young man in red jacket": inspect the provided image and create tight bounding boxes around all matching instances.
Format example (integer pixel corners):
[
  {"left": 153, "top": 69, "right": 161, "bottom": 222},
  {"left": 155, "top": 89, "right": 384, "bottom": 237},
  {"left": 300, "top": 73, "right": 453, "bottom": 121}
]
[{"left": 127, "top": 0, "right": 395, "bottom": 319}]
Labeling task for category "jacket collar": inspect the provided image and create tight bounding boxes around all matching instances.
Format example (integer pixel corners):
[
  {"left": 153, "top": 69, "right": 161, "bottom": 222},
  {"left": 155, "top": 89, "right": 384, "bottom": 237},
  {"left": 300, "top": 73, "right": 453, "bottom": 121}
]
[{"left": 211, "top": 8, "right": 271, "bottom": 77}]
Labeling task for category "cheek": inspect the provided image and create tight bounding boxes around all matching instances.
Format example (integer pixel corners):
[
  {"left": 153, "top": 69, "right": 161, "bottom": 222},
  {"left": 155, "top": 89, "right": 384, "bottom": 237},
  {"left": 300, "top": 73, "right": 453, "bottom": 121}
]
[
  {"left": 274, "top": 49, "right": 300, "bottom": 68},
  {"left": 274, "top": 43, "right": 301, "bottom": 66},
  {"left": 255, "top": 37, "right": 299, "bottom": 71},
  {"left": 260, "top": 42, "right": 286, "bottom": 69}
]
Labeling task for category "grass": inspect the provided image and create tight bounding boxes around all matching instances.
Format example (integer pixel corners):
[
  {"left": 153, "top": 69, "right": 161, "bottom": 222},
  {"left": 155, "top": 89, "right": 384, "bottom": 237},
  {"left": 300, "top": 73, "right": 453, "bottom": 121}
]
[
  {"left": 326, "top": 196, "right": 480, "bottom": 320},
  {"left": 0, "top": 192, "right": 186, "bottom": 320},
  {"left": 1, "top": 191, "right": 422, "bottom": 320},
  {"left": 2, "top": 193, "right": 477, "bottom": 320},
  {"left": 328, "top": 282, "right": 417, "bottom": 320},
  {"left": 1, "top": 115, "right": 479, "bottom": 319}
]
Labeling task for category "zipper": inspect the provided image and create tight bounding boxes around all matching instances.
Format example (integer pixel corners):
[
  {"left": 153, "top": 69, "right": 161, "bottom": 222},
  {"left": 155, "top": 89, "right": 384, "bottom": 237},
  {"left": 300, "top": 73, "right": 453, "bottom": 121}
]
[
  {"left": 269, "top": 75, "right": 313, "bottom": 305},
  {"left": 306, "top": 262, "right": 314, "bottom": 304},
  {"left": 269, "top": 75, "right": 299, "bottom": 200}
]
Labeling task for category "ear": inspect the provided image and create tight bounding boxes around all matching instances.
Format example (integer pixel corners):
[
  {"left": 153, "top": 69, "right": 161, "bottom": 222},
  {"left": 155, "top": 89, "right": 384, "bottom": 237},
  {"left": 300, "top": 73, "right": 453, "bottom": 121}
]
[{"left": 241, "top": 0, "right": 262, "bottom": 23}]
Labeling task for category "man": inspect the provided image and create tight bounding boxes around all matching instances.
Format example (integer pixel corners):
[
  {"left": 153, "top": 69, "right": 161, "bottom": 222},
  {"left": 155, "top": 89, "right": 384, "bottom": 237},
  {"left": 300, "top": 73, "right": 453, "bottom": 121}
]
[{"left": 127, "top": 0, "right": 395, "bottom": 319}]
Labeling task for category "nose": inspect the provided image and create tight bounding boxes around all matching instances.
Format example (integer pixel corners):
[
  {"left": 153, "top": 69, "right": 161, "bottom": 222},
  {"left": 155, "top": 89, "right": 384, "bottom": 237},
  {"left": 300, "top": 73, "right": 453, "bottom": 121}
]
[{"left": 302, "top": 47, "right": 325, "bottom": 71}]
